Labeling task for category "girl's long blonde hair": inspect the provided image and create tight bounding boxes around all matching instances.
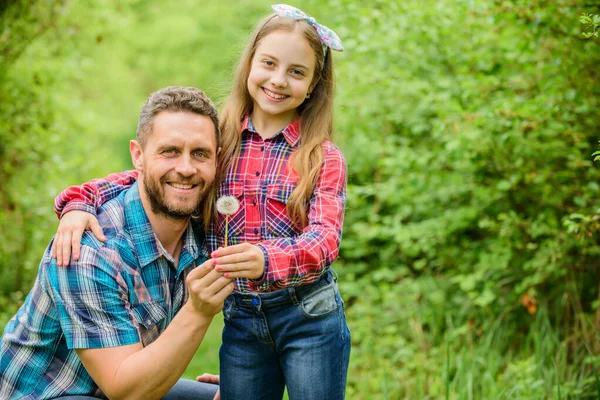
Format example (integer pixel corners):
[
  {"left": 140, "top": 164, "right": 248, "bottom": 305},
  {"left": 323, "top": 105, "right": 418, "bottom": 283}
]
[{"left": 219, "top": 14, "right": 336, "bottom": 228}]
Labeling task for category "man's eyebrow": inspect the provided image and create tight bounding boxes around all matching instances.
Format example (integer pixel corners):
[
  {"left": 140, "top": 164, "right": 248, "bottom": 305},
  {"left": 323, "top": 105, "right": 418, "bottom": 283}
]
[
  {"left": 192, "top": 146, "right": 215, "bottom": 155},
  {"left": 155, "top": 144, "right": 214, "bottom": 154},
  {"left": 155, "top": 144, "right": 178, "bottom": 151}
]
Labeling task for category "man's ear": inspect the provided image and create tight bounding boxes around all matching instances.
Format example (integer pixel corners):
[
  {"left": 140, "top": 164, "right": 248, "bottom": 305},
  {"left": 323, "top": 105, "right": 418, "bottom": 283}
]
[{"left": 130, "top": 140, "right": 143, "bottom": 171}]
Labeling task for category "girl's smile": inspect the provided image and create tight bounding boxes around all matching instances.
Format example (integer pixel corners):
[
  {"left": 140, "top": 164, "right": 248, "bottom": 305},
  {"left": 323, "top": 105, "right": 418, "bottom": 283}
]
[
  {"left": 262, "top": 87, "right": 289, "bottom": 101},
  {"left": 247, "top": 30, "right": 316, "bottom": 130}
]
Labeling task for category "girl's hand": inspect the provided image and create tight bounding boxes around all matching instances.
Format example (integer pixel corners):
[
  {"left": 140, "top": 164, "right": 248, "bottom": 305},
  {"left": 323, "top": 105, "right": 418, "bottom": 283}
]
[
  {"left": 196, "top": 373, "right": 220, "bottom": 400},
  {"left": 51, "top": 211, "right": 106, "bottom": 266},
  {"left": 212, "top": 243, "right": 265, "bottom": 280}
]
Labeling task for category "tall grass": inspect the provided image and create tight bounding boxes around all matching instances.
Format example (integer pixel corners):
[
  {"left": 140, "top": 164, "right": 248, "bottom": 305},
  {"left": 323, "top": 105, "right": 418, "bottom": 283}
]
[
  {"left": 343, "top": 274, "right": 600, "bottom": 399},
  {"left": 2, "top": 276, "right": 599, "bottom": 399}
]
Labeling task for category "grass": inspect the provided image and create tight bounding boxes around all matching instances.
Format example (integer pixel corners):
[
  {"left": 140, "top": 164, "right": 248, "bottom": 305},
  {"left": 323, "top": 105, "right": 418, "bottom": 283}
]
[
  {"left": 2, "top": 283, "right": 599, "bottom": 399},
  {"left": 342, "top": 276, "right": 600, "bottom": 399},
  {"left": 183, "top": 312, "right": 224, "bottom": 379},
  {"left": 189, "top": 299, "right": 600, "bottom": 400}
]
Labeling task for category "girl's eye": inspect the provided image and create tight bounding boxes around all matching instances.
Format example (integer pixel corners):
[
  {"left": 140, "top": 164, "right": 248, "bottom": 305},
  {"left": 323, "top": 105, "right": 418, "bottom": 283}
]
[
  {"left": 264, "top": 60, "right": 275, "bottom": 67},
  {"left": 291, "top": 69, "right": 304, "bottom": 76}
]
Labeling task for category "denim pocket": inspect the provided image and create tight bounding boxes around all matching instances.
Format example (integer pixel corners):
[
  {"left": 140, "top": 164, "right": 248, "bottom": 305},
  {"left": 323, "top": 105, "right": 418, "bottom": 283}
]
[
  {"left": 222, "top": 295, "right": 235, "bottom": 321},
  {"left": 300, "top": 282, "right": 339, "bottom": 318}
]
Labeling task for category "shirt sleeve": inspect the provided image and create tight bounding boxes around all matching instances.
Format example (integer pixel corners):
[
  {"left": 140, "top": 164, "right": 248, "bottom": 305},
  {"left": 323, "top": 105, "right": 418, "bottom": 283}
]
[
  {"left": 43, "top": 245, "right": 140, "bottom": 349},
  {"left": 250, "top": 144, "right": 347, "bottom": 290},
  {"left": 54, "top": 170, "right": 139, "bottom": 218}
]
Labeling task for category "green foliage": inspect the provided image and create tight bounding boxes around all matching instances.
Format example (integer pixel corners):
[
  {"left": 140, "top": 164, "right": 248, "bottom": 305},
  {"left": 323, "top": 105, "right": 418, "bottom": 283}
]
[
  {"left": 580, "top": 13, "right": 600, "bottom": 38},
  {"left": 0, "top": 0, "right": 269, "bottom": 294},
  {"left": 325, "top": 0, "right": 600, "bottom": 397},
  {"left": 2, "top": 0, "right": 600, "bottom": 398},
  {"left": 0, "top": 0, "right": 136, "bottom": 294}
]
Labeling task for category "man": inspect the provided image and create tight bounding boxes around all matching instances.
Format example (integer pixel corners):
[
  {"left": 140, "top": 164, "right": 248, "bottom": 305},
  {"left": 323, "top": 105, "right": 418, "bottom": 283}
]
[{"left": 0, "top": 86, "right": 231, "bottom": 399}]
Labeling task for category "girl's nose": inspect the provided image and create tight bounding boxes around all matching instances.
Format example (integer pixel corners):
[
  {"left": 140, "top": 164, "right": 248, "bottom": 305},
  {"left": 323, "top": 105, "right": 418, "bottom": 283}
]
[{"left": 270, "top": 70, "right": 287, "bottom": 87}]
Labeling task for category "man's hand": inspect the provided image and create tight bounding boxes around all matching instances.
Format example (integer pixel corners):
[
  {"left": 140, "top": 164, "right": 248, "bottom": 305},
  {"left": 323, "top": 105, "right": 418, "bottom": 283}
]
[
  {"left": 77, "top": 262, "right": 232, "bottom": 399},
  {"left": 185, "top": 259, "right": 234, "bottom": 317},
  {"left": 211, "top": 243, "right": 265, "bottom": 280},
  {"left": 196, "top": 373, "right": 220, "bottom": 400},
  {"left": 51, "top": 211, "right": 106, "bottom": 266}
]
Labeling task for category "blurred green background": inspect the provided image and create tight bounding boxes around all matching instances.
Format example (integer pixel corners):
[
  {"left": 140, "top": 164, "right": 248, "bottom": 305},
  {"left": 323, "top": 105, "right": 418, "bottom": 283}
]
[{"left": 2, "top": 0, "right": 600, "bottom": 398}]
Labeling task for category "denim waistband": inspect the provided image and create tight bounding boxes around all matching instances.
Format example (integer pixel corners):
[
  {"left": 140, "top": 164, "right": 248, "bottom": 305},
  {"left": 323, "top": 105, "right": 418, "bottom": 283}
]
[{"left": 232, "top": 270, "right": 337, "bottom": 310}]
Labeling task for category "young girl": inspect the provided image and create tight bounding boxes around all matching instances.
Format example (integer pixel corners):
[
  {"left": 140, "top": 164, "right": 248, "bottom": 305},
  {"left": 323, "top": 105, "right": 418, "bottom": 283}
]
[{"left": 52, "top": 4, "right": 350, "bottom": 399}]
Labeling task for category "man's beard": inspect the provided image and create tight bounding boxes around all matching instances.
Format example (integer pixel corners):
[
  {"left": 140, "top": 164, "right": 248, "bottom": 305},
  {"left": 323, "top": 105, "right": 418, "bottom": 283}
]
[{"left": 143, "top": 173, "right": 206, "bottom": 221}]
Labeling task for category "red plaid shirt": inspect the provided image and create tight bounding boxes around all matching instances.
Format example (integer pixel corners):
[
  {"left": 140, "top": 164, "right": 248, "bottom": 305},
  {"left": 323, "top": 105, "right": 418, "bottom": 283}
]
[{"left": 55, "top": 117, "right": 347, "bottom": 292}]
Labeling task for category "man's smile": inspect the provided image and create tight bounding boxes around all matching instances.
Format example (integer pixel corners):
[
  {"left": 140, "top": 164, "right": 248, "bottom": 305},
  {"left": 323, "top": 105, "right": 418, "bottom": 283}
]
[{"left": 167, "top": 182, "right": 196, "bottom": 190}]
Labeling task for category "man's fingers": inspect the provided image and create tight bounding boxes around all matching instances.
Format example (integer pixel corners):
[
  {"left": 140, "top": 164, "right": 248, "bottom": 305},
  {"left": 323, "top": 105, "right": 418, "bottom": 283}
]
[
  {"left": 215, "top": 279, "right": 235, "bottom": 297},
  {"left": 186, "top": 259, "right": 216, "bottom": 281},
  {"left": 90, "top": 219, "right": 107, "bottom": 242},
  {"left": 196, "top": 373, "right": 219, "bottom": 384},
  {"left": 211, "top": 281, "right": 235, "bottom": 305},
  {"left": 189, "top": 276, "right": 232, "bottom": 306},
  {"left": 189, "top": 273, "right": 231, "bottom": 299},
  {"left": 224, "top": 280, "right": 235, "bottom": 296},
  {"left": 206, "top": 276, "right": 234, "bottom": 295}
]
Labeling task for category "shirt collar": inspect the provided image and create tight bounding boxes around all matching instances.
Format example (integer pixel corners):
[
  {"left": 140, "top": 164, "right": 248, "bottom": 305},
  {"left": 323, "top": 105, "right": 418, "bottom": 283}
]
[
  {"left": 242, "top": 115, "right": 301, "bottom": 147},
  {"left": 124, "top": 182, "right": 201, "bottom": 272}
]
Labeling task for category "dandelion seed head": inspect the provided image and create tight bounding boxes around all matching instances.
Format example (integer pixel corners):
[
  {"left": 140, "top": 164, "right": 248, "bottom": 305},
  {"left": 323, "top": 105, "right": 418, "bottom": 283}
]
[{"left": 216, "top": 195, "right": 240, "bottom": 215}]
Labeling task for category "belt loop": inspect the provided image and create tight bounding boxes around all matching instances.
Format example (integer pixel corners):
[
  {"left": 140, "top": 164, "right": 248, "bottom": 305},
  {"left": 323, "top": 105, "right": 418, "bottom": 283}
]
[
  {"left": 330, "top": 269, "right": 338, "bottom": 282},
  {"left": 288, "top": 287, "right": 299, "bottom": 305}
]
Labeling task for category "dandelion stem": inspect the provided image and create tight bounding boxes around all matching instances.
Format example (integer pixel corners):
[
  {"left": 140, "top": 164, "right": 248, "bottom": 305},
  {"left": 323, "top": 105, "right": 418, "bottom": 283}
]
[{"left": 225, "top": 215, "right": 229, "bottom": 247}]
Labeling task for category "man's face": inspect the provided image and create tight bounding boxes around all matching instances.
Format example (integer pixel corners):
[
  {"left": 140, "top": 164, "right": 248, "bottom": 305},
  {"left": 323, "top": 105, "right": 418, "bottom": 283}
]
[{"left": 132, "top": 111, "right": 218, "bottom": 221}]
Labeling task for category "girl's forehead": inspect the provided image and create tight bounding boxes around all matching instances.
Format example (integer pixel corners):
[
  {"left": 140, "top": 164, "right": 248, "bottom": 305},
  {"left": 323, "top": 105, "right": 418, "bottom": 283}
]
[
  {"left": 254, "top": 31, "right": 316, "bottom": 70},
  {"left": 257, "top": 30, "right": 314, "bottom": 54},
  {"left": 259, "top": 29, "right": 308, "bottom": 44}
]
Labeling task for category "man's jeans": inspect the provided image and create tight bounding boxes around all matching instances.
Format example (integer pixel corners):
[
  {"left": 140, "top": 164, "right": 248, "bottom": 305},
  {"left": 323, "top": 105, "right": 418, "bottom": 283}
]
[
  {"left": 54, "top": 378, "right": 218, "bottom": 399},
  {"left": 219, "top": 270, "right": 351, "bottom": 400}
]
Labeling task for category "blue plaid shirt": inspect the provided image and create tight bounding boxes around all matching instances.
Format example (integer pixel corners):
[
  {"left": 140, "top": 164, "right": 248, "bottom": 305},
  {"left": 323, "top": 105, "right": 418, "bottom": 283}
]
[{"left": 0, "top": 182, "right": 209, "bottom": 399}]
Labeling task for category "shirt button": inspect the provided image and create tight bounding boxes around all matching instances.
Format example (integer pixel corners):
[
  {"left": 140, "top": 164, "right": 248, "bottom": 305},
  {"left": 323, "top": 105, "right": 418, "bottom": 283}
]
[
  {"left": 255, "top": 171, "right": 260, "bottom": 177},
  {"left": 254, "top": 228, "right": 259, "bottom": 235},
  {"left": 253, "top": 199, "right": 257, "bottom": 206},
  {"left": 261, "top": 146, "right": 265, "bottom": 152}
]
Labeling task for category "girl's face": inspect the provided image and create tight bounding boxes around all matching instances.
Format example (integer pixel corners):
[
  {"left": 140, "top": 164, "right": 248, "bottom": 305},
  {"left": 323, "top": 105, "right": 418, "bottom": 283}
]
[{"left": 247, "top": 30, "right": 317, "bottom": 126}]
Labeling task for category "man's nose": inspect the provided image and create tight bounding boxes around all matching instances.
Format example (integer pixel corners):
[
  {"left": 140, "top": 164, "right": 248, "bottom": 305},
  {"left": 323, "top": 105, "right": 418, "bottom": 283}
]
[{"left": 175, "top": 154, "right": 195, "bottom": 176}]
